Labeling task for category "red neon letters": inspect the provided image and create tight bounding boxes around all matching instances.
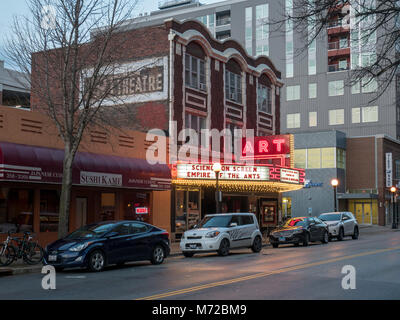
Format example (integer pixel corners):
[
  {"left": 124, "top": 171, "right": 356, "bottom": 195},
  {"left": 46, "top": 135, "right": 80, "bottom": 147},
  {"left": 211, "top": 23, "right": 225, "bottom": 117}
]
[{"left": 242, "top": 135, "right": 290, "bottom": 158}]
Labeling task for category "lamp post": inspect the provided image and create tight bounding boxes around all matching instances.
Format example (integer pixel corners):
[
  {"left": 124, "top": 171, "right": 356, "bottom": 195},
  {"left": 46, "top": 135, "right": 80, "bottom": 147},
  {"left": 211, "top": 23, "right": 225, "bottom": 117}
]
[
  {"left": 391, "top": 186, "right": 397, "bottom": 229},
  {"left": 331, "top": 178, "right": 339, "bottom": 212},
  {"left": 213, "top": 163, "right": 222, "bottom": 213}
]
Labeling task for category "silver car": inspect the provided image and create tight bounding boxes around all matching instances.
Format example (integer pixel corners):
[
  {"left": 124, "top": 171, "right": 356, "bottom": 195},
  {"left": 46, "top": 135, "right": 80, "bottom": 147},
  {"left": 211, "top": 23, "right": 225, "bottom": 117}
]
[
  {"left": 318, "top": 212, "right": 359, "bottom": 241},
  {"left": 180, "top": 213, "right": 263, "bottom": 257}
]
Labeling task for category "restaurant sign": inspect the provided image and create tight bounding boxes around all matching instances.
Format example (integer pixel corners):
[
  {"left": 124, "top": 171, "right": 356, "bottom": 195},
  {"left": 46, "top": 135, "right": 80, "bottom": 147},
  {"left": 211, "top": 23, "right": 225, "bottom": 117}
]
[
  {"left": 80, "top": 171, "right": 123, "bottom": 187},
  {"left": 177, "top": 164, "right": 270, "bottom": 181}
]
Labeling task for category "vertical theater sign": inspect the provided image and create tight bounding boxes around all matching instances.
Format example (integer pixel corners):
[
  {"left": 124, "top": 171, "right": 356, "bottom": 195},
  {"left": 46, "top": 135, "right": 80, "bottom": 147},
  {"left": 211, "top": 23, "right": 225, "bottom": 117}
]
[{"left": 170, "top": 134, "right": 305, "bottom": 232}]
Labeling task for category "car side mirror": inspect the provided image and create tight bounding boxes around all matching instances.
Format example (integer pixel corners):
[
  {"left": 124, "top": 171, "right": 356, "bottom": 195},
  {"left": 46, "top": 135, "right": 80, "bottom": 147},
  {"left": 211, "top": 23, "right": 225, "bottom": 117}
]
[{"left": 230, "top": 222, "right": 238, "bottom": 227}]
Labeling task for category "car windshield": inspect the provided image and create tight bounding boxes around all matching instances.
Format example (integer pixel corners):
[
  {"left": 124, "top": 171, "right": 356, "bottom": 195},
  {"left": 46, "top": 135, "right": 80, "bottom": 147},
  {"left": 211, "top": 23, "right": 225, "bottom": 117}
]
[
  {"left": 319, "top": 214, "right": 341, "bottom": 221},
  {"left": 283, "top": 218, "right": 306, "bottom": 227},
  {"left": 66, "top": 223, "right": 116, "bottom": 239},
  {"left": 197, "top": 215, "right": 232, "bottom": 228}
]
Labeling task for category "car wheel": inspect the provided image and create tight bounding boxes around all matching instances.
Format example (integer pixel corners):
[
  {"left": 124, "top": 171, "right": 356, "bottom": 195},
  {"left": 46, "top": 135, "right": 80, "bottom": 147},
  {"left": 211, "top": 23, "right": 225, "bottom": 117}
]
[
  {"left": 217, "top": 239, "right": 230, "bottom": 256},
  {"left": 251, "top": 236, "right": 262, "bottom": 253},
  {"left": 183, "top": 252, "right": 194, "bottom": 258},
  {"left": 151, "top": 245, "right": 165, "bottom": 265},
  {"left": 272, "top": 243, "right": 279, "bottom": 248},
  {"left": 321, "top": 230, "right": 329, "bottom": 244},
  {"left": 337, "top": 228, "right": 344, "bottom": 241},
  {"left": 88, "top": 250, "right": 105, "bottom": 272},
  {"left": 352, "top": 227, "right": 359, "bottom": 240},
  {"left": 303, "top": 233, "right": 310, "bottom": 247}
]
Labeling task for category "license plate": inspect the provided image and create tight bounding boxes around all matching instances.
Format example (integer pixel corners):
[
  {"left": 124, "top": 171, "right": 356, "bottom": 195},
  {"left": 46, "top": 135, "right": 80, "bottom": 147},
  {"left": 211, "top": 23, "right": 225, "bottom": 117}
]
[
  {"left": 279, "top": 237, "right": 286, "bottom": 241},
  {"left": 189, "top": 244, "right": 197, "bottom": 249},
  {"left": 48, "top": 255, "right": 57, "bottom": 262}
]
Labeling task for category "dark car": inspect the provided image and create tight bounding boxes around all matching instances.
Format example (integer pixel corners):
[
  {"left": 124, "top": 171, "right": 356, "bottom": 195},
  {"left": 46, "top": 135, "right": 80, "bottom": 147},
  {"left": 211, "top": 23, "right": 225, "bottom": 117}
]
[
  {"left": 269, "top": 217, "right": 329, "bottom": 248},
  {"left": 44, "top": 220, "right": 170, "bottom": 272}
]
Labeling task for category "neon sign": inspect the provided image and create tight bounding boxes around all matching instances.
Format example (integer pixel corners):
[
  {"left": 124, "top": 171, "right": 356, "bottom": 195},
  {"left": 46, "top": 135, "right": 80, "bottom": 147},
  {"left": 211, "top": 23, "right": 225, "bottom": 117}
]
[{"left": 241, "top": 135, "right": 291, "bottom": 160}]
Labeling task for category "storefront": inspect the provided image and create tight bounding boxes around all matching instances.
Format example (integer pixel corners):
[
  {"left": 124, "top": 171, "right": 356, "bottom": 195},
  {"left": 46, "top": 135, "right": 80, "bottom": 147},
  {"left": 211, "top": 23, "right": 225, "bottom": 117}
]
[
  {"left": 0, "top": 141, "right": 171, "bottom": 246},
  {"left": 170, "top": 160, "right": 305, "bottom": 239}
]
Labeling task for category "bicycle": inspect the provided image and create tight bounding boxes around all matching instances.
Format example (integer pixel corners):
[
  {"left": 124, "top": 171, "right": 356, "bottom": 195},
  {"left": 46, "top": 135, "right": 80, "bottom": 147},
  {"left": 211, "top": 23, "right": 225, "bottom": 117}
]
[{"left": 0, "top": 231, "right": 44, "bottom": 266}]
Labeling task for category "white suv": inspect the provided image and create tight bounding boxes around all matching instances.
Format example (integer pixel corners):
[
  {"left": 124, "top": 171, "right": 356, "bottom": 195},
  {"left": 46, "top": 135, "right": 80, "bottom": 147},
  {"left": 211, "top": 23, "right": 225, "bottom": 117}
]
[
  {"left": 318, "top": 212, "right": 359, "bottom": 241},
  {"left": 180, "top": 213, "right": 263, "bottom": 257}
]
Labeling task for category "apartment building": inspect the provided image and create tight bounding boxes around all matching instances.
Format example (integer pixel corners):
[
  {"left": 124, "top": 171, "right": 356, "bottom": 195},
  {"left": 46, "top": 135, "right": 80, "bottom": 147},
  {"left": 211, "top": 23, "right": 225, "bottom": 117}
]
[{"left": 127, "top": 0, "right": 396, "bottom": 139}]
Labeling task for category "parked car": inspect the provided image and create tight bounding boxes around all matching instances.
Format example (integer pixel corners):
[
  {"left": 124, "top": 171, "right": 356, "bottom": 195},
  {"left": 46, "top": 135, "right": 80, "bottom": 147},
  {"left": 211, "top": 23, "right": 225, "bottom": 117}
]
[
  {"left": 180, "top": 213, "right": 263, "bottom": 257},
  {"left": 318, "top": 212, "right": 359, "bottom": 241},
  {"left": 269, "top": 217, "right": 329, "bottom": 248},
  {"left": 44, "top": 220, "right": 170, "bottom": 272}
]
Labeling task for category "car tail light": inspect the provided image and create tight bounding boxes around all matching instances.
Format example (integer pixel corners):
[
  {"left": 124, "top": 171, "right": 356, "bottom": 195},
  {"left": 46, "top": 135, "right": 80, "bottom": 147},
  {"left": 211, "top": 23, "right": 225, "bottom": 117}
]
[{"left": 161, "top": 231, "right": 169, "bottom": 239}]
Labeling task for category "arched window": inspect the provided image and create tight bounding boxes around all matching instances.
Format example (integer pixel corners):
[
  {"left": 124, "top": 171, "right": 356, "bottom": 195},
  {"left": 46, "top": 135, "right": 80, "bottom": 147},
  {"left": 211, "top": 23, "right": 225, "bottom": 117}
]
[
  {"left": 185, "top": 42, "right": 206, "bottom": 91},
  {"left": 225, "top": 59, "right": 242, "bottom": 104},
  {"left": 257, "top": 74, "right": 272, "bottom": 114}
]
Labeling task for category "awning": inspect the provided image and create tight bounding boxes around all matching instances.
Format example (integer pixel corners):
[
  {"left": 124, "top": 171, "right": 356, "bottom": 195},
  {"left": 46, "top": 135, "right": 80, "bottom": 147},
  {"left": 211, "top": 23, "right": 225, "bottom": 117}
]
[{"left": 0, "top": 142, "right": 171, "bottom": 190}]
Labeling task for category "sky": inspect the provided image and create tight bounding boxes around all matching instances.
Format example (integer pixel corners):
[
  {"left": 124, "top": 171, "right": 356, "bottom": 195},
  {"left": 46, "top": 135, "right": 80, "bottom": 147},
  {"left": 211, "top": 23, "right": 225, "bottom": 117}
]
[{"left": 0, "top": 0, "right": 221, "bottom": 67}]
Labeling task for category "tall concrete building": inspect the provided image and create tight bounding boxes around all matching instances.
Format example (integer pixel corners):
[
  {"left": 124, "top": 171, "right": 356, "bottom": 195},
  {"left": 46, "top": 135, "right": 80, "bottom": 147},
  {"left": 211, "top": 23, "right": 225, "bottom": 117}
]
[{"left": 127, "top": 0, "right": 395, "bottom": 139}]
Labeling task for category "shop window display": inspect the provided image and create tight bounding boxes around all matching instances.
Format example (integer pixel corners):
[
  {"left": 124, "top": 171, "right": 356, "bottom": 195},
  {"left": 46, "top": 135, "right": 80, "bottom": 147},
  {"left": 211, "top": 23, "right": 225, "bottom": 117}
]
[
  {"left": 124, "top": 192, "right": 150, "bottom": 223},
  {"left": 100, "top": 193, "right": 116, "bottom": 221},
  {"left": 0, "top": 188, "right": 34, "bottom": 233},
  {"left": 174, "top": 188, "right": 201, "bottom": 237},
  {"left": 40, "top": 189, "right": 60, "bottom": 232}
]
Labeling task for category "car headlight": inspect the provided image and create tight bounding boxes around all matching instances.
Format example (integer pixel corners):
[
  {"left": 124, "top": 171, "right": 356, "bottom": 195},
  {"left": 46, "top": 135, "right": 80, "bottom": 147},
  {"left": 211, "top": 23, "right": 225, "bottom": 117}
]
[
  {"left": 205, "top": 231, "right": 220, "bottom": 238},
  {"left": 69, "top": 242, "right": 92, "bottom": 252}
]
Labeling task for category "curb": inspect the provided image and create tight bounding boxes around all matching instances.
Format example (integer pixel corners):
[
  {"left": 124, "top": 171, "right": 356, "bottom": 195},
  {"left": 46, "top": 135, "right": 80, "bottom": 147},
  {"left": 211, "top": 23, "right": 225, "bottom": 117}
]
[{"left": 0, "top": 265, "right": 43, "bottom": 277}]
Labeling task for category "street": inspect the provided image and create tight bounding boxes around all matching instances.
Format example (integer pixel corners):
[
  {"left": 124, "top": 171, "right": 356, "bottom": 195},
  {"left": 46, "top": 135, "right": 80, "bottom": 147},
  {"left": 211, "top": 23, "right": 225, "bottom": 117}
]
[{"left": 0, "top": 228, "right": 399, "bottom": 300}]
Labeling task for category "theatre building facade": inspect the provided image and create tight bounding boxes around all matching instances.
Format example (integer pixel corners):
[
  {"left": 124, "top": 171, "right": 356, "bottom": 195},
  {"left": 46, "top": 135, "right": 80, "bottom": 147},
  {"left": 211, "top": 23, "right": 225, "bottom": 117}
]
[{"left": 4, "top": 18, "right": 305, "bottom": 244}]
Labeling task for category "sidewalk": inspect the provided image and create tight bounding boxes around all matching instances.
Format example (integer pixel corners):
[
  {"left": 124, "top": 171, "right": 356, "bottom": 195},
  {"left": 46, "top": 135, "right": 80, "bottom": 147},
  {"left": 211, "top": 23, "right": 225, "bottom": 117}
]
[{"left": 1, "top": 225, "right": 397, "bottom": 277}]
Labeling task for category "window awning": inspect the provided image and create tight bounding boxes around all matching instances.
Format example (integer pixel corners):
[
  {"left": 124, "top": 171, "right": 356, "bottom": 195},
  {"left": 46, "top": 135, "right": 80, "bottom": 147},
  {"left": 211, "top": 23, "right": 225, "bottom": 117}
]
[{"left": 0, "top": 142, "right": 171, "bottom": 190}]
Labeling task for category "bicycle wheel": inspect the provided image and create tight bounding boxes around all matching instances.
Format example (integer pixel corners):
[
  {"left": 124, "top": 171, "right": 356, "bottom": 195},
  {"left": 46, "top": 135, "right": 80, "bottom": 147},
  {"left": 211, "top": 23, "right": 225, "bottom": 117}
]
[
  {"left": 0, "top": 244, "right": 16, "bottom": 266},
  {"left": 24, "top": 243, "right": 44, "bottom": 265}
]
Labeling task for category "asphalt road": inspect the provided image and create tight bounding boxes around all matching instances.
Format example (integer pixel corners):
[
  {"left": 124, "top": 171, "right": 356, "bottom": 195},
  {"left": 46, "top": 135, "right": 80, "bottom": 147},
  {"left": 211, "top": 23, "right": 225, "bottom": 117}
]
[{"left": 1, "top": 228, "right": 400, "bottom": 300}]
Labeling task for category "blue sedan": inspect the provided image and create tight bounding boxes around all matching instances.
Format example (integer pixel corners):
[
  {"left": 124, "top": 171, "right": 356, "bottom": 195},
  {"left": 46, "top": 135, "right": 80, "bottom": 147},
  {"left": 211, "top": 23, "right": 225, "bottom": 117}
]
[{"left": 44, "top": 221, "right": 170, "bottom": 272}]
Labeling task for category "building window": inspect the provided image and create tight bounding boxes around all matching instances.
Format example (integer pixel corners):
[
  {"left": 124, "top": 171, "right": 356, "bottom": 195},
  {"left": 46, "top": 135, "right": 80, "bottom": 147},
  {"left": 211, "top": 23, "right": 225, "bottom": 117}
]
[
  {"left": 362, "top": 77, "right": 377, "bottom": 93},
  {"left": 185, "top": 54, "right": 206, "bottom": 91},
  {"left": 100, "top": 193, "right": 116, "bottom": 221},
  {"left": 328, "top": 80, "right": 344, "bottom": 96},
  {"left": 351, "top": 82, "right": 360, "bottom": 94},
  {"left": 337, "top": 148, "right": 346, "bottom": 169},
  {"left": 0, "top": 188, "right": 34, "bottom": 233},
  {"left": 309, "top": 83, "right": 317, "bottom": 98},
  {"left": 255, "top": 4, "right": 269, "bottom": 56},
  {"left": 185, "top": 113, "right": 207, "bottom": 147},
  {"left": 225, "top": 70, "right": 242, "bottom": 103},
  {"left": 245, "top": 7, "right": 253, "bottom": 55},
  {"left": 362, "top": 106, "right": 378, "bottom": 122},
  {"left": 294, "top": 149, "right": 306, "bottom": 168},
  {"left": 395, "top": 160, "right": 400, "bottom": 179},
  {"left": 287, "top": 113, "right": 300, "bottom": 128},
  {"left": 40, "top": 190, "right": 60, "bottom": 232},
  {"left": 286, "top": 85, "right": 300, "bottom": 101},
  {"left": 307, "top": 148, "right": 321, "bottom": 169},
  {"left": 329, "top": 109, "right": 345, "bottom": 125},
  {"left": 321, "top": 148, "right": 335, "bottom": 168},
  {"left": 285, "top": 0, "right": 294, "bottom": 77},
  {"left": 226, "top": 122, "right": 242, "bottom": 153},
  {"left": 257, "top": 83, "right": 272, "bottom": 113},
  {"left": 309, "top": 111, "right": 317, "bottom": 127},
  {"left": 352, "top": 107, "right": 361, "bottom": 123}
]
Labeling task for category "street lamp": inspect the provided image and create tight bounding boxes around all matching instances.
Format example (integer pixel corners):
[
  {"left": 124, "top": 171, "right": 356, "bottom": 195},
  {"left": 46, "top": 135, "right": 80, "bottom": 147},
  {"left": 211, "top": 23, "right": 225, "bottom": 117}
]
[
  {"left": 391, "top": 186, "right": 397, "bottom": 229},
  {"left": 213, "top": 163, "right": 222, "bottom": 213},
  {"left": 331, "top": 178, "right": 339, "bottom": 212}
]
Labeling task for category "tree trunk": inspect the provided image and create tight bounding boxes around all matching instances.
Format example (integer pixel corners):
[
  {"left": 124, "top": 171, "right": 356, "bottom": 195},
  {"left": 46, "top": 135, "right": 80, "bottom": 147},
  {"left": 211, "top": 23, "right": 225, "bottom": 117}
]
[{"left": 58, "top": 151, "right": 74, "bottom": 239}]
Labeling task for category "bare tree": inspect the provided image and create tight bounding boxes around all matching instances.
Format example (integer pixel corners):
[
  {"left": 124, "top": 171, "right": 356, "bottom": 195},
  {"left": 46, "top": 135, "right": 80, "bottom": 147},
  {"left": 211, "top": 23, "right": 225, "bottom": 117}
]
[
  {"left": 3, "top": 0, "right": 152, "bottom": 238},
  {"left": 272, "top": 0, "right": 399, "bottom": 98}
]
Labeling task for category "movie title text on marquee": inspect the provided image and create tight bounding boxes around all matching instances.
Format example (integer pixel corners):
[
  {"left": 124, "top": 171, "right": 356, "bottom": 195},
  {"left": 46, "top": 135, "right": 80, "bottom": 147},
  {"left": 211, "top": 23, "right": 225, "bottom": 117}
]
[{"left": 177, "top": 164, "right": 270, "bottom": 181}]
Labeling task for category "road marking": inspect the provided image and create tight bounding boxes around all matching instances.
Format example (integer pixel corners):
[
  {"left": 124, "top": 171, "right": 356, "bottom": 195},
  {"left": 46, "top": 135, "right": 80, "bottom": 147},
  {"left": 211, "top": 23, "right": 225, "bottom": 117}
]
[{"left": 136, "top": 246, "right": 400, "bottom": 300}]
